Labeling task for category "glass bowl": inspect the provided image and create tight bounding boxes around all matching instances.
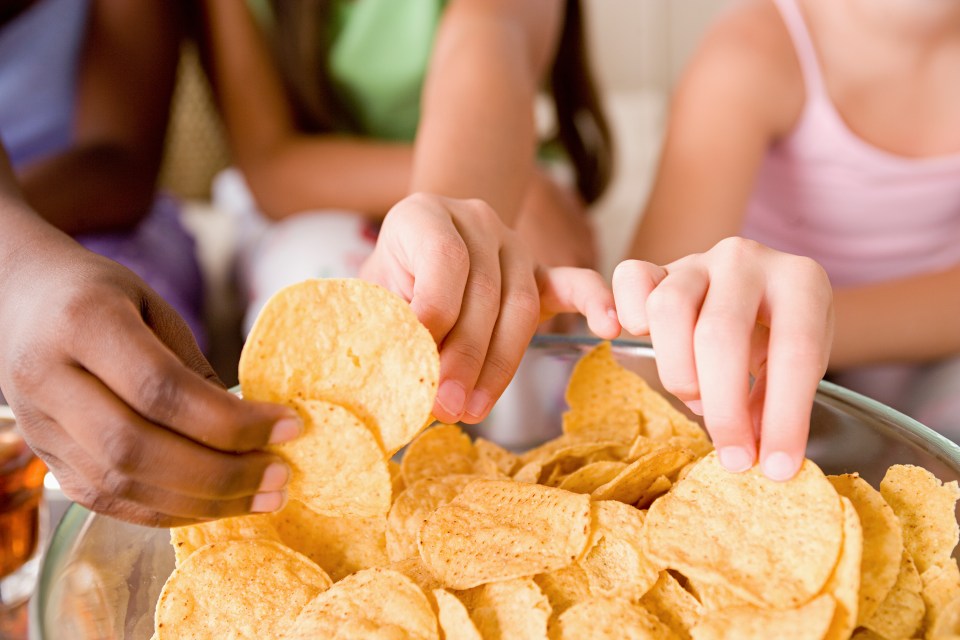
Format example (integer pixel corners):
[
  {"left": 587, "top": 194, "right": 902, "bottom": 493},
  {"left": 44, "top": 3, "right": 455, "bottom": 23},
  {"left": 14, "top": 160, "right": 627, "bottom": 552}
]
[{"left": 30, "top": 336, "right": 960, "bottom": 639}]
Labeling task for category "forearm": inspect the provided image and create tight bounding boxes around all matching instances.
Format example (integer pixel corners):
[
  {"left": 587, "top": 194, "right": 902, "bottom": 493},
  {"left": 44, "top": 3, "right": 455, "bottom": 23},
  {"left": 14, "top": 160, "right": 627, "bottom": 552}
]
[
  {"left": 411, "top": 13, "right": 543, "bottom": 225},
  {"left": 830, "top": 266, "right": 960, "bottom": 369},
  {"left": 17, "top": 146, "right": 157, "bottom": 235},
  {"left": 241, "top": 137, "right": 413, "bottom": 220}
]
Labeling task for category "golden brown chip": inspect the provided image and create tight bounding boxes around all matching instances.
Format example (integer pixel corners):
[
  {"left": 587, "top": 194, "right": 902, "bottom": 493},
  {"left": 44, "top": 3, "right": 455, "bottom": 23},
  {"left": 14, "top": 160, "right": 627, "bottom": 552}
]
[
  {"left": 473, "top": 438, "right": 520, "bottom": 477},
  {"left": 863, "top": 550, "right": 925, "bottom": 639},
  {"left": 930, "top": 594, "right": 960, "bottom": 638},
  {"left": 689, "top": 594, "right": 836, "bottom": 640},
  {"left": 592, "top": 445, "right": 695, "bottom": 504},
  {"left": 820, "top": 496, "right": 862, "bottom": 640},
  {"left": 389, "top": 556, "right": 442, "bottom": 596},
  {"left": 389, "top": 460, "right": 406, "bottom": 502},
  {"left": 534, "top": 564, "right": 593, "bottom": 618},
  {"left": 170, "top": 514, "right": 280, "bottom": 567},
  {"left": 639, "top": 572, "right": 703, "bottom": 640},
  {"left": 269, "top": 499, "right": 388, "bottom": 582},
  {"left": 513, "top": 460, "right": 545, "bottom": 484},
  {"left": 288, "top": 568, "right": 438, "bottom": 640},
  {"left": 539, "top": 441, "right": 628, "bottom": 480},
  {"left": 685, "top": 578, "right": 758, "bottom": 612},
  {"left": 923, "top": 560, "right": 960, "bottom": 633},
  {"left": 519, "top": 435, "right": 577, "bottom": 466},
  {"left": 551, "top": 596, "right": 675, "bottom": 640},
  {"left": 880, "top": 464, "right": 960, "bottom": 575},
  {"left": 418, "top": 479, "right": 592, "bottom": 590},
  {"left": 271, "top": 399, "right": 392, "bottom": 518},
  {"left": 401, "top": 424, "right": 477, "bottom": 487},
  {"left": 155, "top": 539, "right": 332, "bottom": 639},
  {"left": 386, "top": 475, "right": 478, "bottom": 562},
  {"left": 239, "top": 279, "right": 439, "bottom": 456},
  {"left": 557, "top": 461, "right": 628, "bottom": 495},
  {"left": 635, "top": 475, "right": 673, "bottom": 510},
  {"left": 579, "top": 501, "right": 660, "bottom": 600},
  {"left": 643, "top": 453, "right": 844, "bottom": 609},
  {"left": 562, "top": 407, "right": 643, "bottom": 445},
  {"left": 433, "top": 589, "right": 483, "bottom": 640},
  {"left": 456, "top": 577, "right": 551, "bottom": 640},
  {"left": 827, "top": 473, "right": 903, "bottom": 624}
]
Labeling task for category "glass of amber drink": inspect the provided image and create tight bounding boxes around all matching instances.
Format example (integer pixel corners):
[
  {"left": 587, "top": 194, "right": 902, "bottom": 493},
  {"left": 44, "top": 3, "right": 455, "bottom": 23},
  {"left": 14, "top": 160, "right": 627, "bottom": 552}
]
[{"left": 0, "top": 415, "right": 46, "bottom": 628}]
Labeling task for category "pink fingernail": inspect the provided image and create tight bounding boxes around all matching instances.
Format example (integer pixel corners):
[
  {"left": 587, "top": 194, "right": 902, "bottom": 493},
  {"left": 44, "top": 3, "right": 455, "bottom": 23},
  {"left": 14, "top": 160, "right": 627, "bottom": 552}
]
[
  {"left": 465, "top": 390, "right": 492, "bottom": 420},
  {"left": 259, "top": 463, "right": 289, "bottom": 492},
  {"left": 436, "top": 380, "right": 466, "bottom": 417},
  {"left": 718, "top": 446, "right": 754, "bottom": 473},
  {"left": 269, "top": 417, "right": 302, "bottom": 444},
  {"left": 251, "top": 491, "right": 286, "bottom": 513},
  {"left": 686, "top": 400, "right": 703, "bottom": 416},
  {"left": 762, "top": 452, "right": 798, "bottom": 482}
]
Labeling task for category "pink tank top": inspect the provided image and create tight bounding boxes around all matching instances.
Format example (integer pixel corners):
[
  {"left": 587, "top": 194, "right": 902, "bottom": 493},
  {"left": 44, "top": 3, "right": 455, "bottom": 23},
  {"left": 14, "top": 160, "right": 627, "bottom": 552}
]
[{"left": 741, "top": 0, "right": 960, "bottom": 287}]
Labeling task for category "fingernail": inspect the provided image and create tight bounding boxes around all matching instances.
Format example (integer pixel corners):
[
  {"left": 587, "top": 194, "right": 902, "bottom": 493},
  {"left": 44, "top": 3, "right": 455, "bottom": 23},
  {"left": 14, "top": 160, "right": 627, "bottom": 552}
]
[
  {"left": 718, "top": 446, "right": 754, "bottom": 473},
  {"left": 685, "top": 400, "right": 703, "bottom": 416},
  {"left": 251, "top": 491, "right": 286, "bottom": 513},
  {"left": 762, "top": 452, "right": 799, "bottom": 482},
  {"left": 436, "top": 380, "right": 467, "bottom": 417},
  {"left": 269, "top": 416, "right": 302, "bottom": 444},
  {"left": 465, "top": 390, "right": 492, "bottom": 420},
  {"left": 259, "top": 463, "right": 289, "bottom": 492}
]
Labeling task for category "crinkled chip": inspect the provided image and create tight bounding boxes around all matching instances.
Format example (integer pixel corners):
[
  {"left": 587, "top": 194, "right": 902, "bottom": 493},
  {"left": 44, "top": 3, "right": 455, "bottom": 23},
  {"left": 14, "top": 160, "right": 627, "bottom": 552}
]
[
  {"left": 418, "top": 479, "right": 591, "bottom": 590},
  {"left": 270, "top": 499, "right": 388, "bottom": 582},
  {"left": 288, "top": 568, "right": 438, "bottom": 640},
  {"left": 271, "top": 399, "right": 391, "bottom": 518},
  {"left": 579, "top": 501, "right": 660, "bottom": 599},
  {"left": 239, "top": 279, "right": 439, "bottom": 456},
  {"left": 456, "top": 577, "right": 551, "bottom": 640},
  {"left": 827, "top": 473, "right": 902, "bottom": 624},
  {"left": 639, "top": 572, "right": 703, "bottom": 640},
  {"left": 433, "top": 589, "right": 483, "bottom": 640},
  {"left": 863, "top": 550, "right": 924, "bottom": 639},
  {"left": 551, "top": 596, "right": 675, "bottom": 640},
  {"left": 689, "top": 594, "right": 836, "bottom": 640},
  {"left": 387, "top": 475, "right": 478, "bottom": 562},
  {"left": 880, "top": 464, "right": 960, "bottom": 574},
  {"left": 155, "top": 539, "right": 332, "bottom": 639},
  {"left": 170, "top": 514, "right": 279, "bottom": 567},
  {"left": 644, "top": 453, "right": 844, "bottom": 609},
  {"left": 401, "top": 424, "right": 477, "bottom": 487}
]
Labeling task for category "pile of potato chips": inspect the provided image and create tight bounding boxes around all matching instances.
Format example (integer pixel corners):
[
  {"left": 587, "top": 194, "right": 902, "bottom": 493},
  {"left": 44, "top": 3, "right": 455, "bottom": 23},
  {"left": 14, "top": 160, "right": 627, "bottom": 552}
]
[{"left": 153, "top": 279, "right": 960, "bottom": 639}]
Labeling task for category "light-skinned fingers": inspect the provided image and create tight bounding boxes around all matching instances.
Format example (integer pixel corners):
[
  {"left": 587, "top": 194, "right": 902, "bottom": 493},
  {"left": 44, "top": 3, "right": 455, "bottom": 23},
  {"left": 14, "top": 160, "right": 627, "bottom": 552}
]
[
  {"left": 757, "top": 258, "right": 833, "bottom": 481},
  {"left": 461, "top": 247, "right": 541, "bottom": 423},
  {"left": 70, "top": 299, "right": 300, "bottom": 451},
  {"left": 611, "top": 260, "right": 668, "bottom": 336},
  {"left": 34, "top": 367, "right": 289, "bottom": 500},
  {"left": 538, "top": 267, "right": 620, "bottom": 339}
]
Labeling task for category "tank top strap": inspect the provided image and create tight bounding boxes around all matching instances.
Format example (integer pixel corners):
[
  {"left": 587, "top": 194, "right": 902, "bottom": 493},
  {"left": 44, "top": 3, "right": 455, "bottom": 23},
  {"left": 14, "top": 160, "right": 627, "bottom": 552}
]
[{"left": 770, "top": 0, "right": 827, "bottom": 97}]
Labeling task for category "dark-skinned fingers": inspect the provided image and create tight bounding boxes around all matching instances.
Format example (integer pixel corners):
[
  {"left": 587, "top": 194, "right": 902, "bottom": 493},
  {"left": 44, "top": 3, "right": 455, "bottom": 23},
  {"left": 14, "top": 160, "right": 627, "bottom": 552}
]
[
  {"left": 140, "top": 286, "right": 220, "bottom": 384},
  {"left": 70, "top": 297, "right": 300, "bottom": 451}
]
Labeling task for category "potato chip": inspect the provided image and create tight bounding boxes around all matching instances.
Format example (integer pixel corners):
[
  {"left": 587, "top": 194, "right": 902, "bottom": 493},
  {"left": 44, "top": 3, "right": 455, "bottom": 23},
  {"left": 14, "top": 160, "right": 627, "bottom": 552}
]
[
  {"left": 557, "top": 461, "right": 628, "bottom": 495},
  {"left": 401, "top": 424, "right": 477, "bottom": 487},
  {"left": 551, "top": 596, "right": 674, "bottom": 640},
  {"left": 539, "top": 441, "right": 628, "bottom": 479},
  {"left": 562, "top": 407, "right": 643, "bottom": 445},
  {"left": 288, "top": 568, "right": 438, "bottom": 640},
  {"left": 863, "top": 550, "right": 925, "bottom": 639},
  {"left": 689, "top": 594, "right": 836, "bottom": 640},
  {"left": 820, "top": 497, "right": 862, "bottom": 640},
  {"left": 930, "top": 594, "right": 960, "bottom": 638},
  {"left": 433, "top": 589, "right": 483, "bottom": 640},
  {"left": 269, "top": 499, "right": 388, "bottom": 582},
  {"left": 155, "top": 539, "right": 332, "bottom": 639},
  {"left": 579, "top": 501, "right": 660, "bottom": 600},
  {"left": 513, "top": 461, "right": 545, "bottom": 484},
  {"left": 387, "top": 475, "right": 478, "bottom": 562},
  {"left": 639, "top": 572, "right": 703, "bottom": 640},
  {"left": 271, "top": 399, "right": 391, "bottom": 518},
  {"left": 389, "top": 556, "right": 442, "bottom": 596},
  {"left": 474, "top": 438, "right": 520, "bottom": 477},
  {"left": 685, "top": 577, "right": 759, "bottom": 611},
  {"left": 644, "top": 453, "right": 844, "bottom": 609},
  {"left": 922, "top": 561, "right": 960, "bottom": 633},
  {"left": 456, "top": 577, "right": 551, "bottom": 640},
  {"left": 170, "top": 514, "right": 280, "bottom": 567},
  {"left": 239, "top": 279, "right": 439, "bottom": 456},
  {"left": 635, "top": 475, "right": 672, "bottom": 510},
  {"left": 592, "top": 445, "right": 695, "bottom": 505},
  {"left": 534, "top": 564, "right": 593, "bottom": 618},
  {"left": 418, "top": 479, "right": 591, "bottom": 590},
  {"left": 827, "top": 473, "right": 903, "bottom": 624},
  {"left": 880, "top": 464, "right": 960, "bottom": 574},
  {"left": 389, "top": 460, "right": 406, "bottom": 502}
]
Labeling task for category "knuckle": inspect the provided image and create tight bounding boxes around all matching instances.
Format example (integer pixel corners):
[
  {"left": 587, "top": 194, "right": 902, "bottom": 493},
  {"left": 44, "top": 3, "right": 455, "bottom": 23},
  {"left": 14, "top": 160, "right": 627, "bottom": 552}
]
[
  {"left": 480, "top": 350, "right": 517, "bottom": 390},
  {"left": 501, "top": 286, "right": 541, "bottom": 322},
  {"left": 466, "top": 270, "right": 501, "bottom": 303},
  {"left": 98, "top": 468, "right": 136, "bottom": 500},
  {"left": 448, "top": 340, "right": 487, "bottom": 373},
  {"left": 100, "top": 428, "right": 145, "bottom": 475},
  {"left": 135, "top": 363, "right": 182, "bottom": 423},
  {"left": 645, "top": 284, "right": 683, "bottom": 318},
  {"left": 6, "top": 346, "right": 48, "bottom": 392},
  {"left": 424, "top": 234, "right": 470, "bottom": 269},
  {"left": 694, "top": 314, "right": 740, "bottom": 346}
]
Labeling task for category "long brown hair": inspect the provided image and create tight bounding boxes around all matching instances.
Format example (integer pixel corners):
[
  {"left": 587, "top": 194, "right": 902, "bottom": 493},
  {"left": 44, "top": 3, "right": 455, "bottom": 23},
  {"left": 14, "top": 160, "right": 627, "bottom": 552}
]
[{"left": 268, "top": 0, "right": 613, "bottom": 204}]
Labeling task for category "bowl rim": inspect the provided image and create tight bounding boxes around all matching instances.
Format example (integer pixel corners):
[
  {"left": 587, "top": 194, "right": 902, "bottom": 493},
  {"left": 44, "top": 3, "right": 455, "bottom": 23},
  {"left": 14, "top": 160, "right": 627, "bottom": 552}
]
[{"left": 31, "top": 335, "right": 960, "bottom": 638}]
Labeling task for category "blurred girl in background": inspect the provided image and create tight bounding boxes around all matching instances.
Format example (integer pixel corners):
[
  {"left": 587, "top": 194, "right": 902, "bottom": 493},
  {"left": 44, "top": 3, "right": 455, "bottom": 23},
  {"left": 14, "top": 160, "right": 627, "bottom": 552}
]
[{"left": 628, "top": 0, "right": 960, "bottom": 436}]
